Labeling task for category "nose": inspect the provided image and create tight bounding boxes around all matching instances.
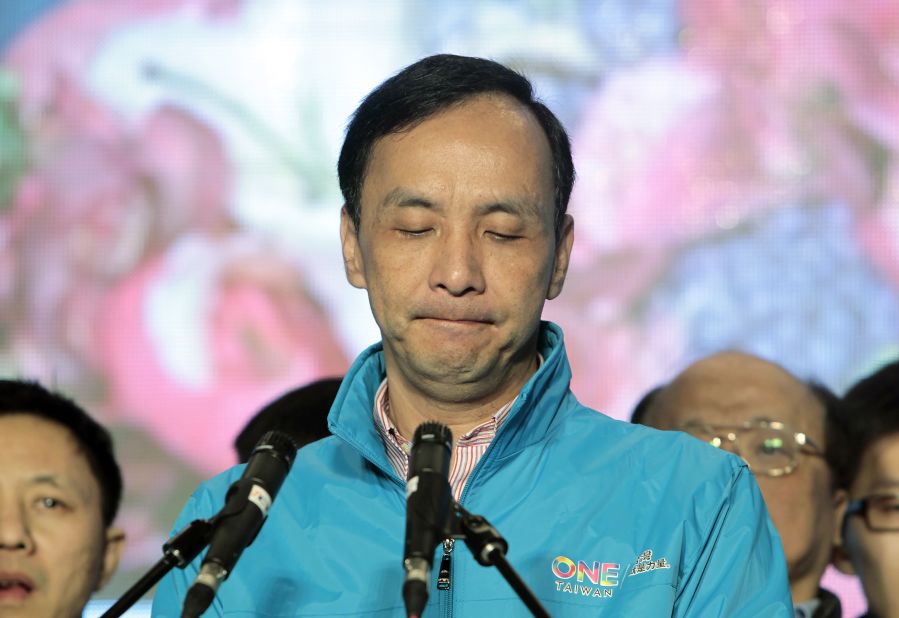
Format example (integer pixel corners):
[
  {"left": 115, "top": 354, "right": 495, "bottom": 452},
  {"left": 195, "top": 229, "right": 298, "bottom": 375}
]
[
  {"left": 0, "top": 498, "right": 32, "bottom": 552},
  {"left": 429, "top": 229, "right": 485, "bottom": 296}
]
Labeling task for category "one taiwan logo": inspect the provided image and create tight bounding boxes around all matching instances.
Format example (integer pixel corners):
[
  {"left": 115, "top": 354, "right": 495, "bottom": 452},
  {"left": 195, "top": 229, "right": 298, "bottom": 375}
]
[
  {"left": 551, "top": 555, "right": 620, "bottom": 599},
  {"left": 629, "top": 549, "right": 671, "bottom": 576}
]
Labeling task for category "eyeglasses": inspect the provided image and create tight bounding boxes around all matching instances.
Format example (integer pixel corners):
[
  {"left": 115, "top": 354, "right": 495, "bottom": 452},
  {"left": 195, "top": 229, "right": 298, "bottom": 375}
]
[
  {"left": 844, "top": 493, "right": 899, "bottom": 533},
  {"left": 678, "top": 418, "right": 824, "bottom": 477}
]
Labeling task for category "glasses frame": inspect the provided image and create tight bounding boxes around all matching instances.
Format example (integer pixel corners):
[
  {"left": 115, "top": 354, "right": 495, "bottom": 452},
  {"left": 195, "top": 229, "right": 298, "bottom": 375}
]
[
  {"left": 678, "top": 418, "right": 823, "bottom": 477},
  {"left": 844, "top": 493, "right": 899, "bottom": 533}
]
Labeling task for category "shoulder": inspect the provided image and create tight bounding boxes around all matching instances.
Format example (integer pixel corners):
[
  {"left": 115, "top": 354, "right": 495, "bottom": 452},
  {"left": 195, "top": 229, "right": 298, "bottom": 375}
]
[
  {"left": 542, "top": 401, "right": 757, "bottom": 550},
  {"left": 173, "top": 464, "right": 244, "bottom": 525},
  {"left": 294, "top": 434, "right": 362, "bottom": 472},
  {"left": 555, "top": 401, "right": 745, "bottom": 484},
  {"left": 275, "top": 435, "right": 401, "bottom": 514},
  {"left": 176, "top": 433, "right": 376, "bottom": 523}
]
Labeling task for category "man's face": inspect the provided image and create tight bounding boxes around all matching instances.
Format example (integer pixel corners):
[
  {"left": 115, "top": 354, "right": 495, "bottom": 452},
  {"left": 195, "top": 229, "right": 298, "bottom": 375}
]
[
  {"left": 646, "top": 353, "right": 837, "bottom": 600},
  {"left": 0, "top": 414, "right": 123, "bottom": 618},
  {"left": 341, "top": 94, "right": 573, "bottom": 404},
  {"left": 842, "top": 434, "right": 899, "bottom": 618}
]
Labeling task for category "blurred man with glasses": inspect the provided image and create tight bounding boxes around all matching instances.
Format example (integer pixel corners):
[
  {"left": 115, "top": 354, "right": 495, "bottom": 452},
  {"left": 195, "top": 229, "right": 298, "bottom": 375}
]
[
  {"left": 833, "top": 358, "right": 899, "bottom": 618},
  {"left": 632, "top": 351, "right": 844, "bottom": 618}
]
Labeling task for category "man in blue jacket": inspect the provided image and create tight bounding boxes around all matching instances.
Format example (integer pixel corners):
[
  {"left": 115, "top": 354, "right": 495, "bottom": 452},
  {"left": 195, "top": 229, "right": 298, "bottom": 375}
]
[{"left": 152, "top": 53, "right": 792, "bottom": 617}]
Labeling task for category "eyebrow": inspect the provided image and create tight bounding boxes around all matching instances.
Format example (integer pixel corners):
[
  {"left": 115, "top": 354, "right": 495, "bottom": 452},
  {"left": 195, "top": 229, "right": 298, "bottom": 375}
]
[
  {"left": 749, "top": 416, "right": 811, "bottom": 433},
  {"left": 381, "top": 187, "right": 543, "bottom": 220},
  {"left": 382, "top": 188, "right": 435, "bottom": 210},
  {"left": 476, "top": 200, "right": 542, "bottom": 220},
  {"left": 27, "top": 474, "right": 91, "bottom": 502},
  {"left": 29, "top": 474, "right": 66, "bottom": 488},
  {"left": 750, "top": 416, "right": 777, "bottom": 424},
  {"left": 868, "top": 479, "right": 899, "bottom": 492}
]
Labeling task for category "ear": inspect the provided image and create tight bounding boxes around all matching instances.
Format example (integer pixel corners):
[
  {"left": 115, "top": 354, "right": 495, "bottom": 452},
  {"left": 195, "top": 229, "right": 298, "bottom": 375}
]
[
  {"left": 831, "top": 489, "right": 856, "bottom": 575},
  {"left": 547, "top": 214, "right": 574, "bottom": 300},
  {"left": 97, "top": 526, "right": 126, "bottom": 589},
  {"left": 340, "top": 206, "right": 367, "bottom": 290}
]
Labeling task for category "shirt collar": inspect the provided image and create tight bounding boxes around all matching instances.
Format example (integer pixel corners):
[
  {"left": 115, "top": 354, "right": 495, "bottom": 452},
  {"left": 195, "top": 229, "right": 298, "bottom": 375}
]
[
  {"left": 794, "top": 597, "right": 821, "bottom": 618},
  {"left": 372, "top": 354, "right": 543, "bottom": 446}
]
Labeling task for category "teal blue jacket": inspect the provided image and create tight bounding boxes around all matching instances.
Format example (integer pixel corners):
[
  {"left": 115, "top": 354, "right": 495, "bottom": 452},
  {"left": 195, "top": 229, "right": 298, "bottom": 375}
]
[{"left": 151, "top": 322, "right": 792, "bottom": 617}]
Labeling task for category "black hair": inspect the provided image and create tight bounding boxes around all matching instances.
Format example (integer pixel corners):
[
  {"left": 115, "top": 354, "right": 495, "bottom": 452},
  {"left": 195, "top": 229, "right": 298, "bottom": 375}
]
[
  {"left": 0, "top": 379, "right": 122, "bottom": 527},
  {"left": 337, "top": 53, "right": 574, "bottom": 240},
  {"left": 834, "top": 359, "right": 899, "bottom": 491},
  {"left": 630, "top": 385, "right": 664, "bottom": 426},
  {"left": 806, "top": 380, "right": 845, "bottom": 489},
  {"left": 234, "top": 377, "right": 342, "bottom": 463}
]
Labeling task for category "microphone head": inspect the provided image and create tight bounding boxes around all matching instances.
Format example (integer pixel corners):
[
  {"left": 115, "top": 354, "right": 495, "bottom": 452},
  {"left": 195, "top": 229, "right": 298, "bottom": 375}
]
[
  {"left": 412, "top": 421, "right": 452, "bottom": 449},
  {"left": 409, "top": 422, "right": 452, "bottom": 480},
  {"left": 252, "top": 430, "right": 301, "bottom": 468}
]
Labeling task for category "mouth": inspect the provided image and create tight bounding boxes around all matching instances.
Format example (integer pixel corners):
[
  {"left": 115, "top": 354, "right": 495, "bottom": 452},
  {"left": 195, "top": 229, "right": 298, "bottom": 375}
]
[
  {"left": 0, "top": 573, "right": 35, "bottom": 602},
  {"left": 417, "top": 313, "right": 493, "bottom": 324},
  {"left": 417, "top": 317, "right": 493, "bottom": 331}
]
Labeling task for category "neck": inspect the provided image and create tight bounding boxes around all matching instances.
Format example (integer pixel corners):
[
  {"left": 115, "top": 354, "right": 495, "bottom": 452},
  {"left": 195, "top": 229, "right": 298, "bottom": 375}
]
[
  {"left": 384, "top": 356, "right": 538, "bottom": 443},
  {"left": 789, "top": 575, "right": 820, "bottom": 608}
]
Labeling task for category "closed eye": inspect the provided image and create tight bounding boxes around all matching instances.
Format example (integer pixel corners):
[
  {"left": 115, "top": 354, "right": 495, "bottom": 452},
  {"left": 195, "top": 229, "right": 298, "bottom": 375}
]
[
  {"left": 486, "top": 231, "right": 523, "bottom": 241},
  {"left": 397, "top": 228, "right": 432, "bottom": 237}
]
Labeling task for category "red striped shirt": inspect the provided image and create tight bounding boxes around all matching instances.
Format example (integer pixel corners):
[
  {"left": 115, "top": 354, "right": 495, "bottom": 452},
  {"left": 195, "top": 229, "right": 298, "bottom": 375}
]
[{"left": 372, "top": 357, "right": 540, "bottom": 501}]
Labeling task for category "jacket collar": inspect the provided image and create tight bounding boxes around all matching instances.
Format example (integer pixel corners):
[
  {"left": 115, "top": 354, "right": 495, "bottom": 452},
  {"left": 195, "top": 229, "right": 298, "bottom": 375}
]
[{"left": 327, "top": 321, "right": 573, "bottom": 476}]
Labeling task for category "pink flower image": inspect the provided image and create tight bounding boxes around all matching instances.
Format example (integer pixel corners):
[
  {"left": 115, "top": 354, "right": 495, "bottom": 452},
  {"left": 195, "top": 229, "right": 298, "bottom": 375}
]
[
  {"left": 98, "top": 234, "right": 348, "bottom": 473},
  {"left": 855, "top": 200, "right": 899, "bottom": 293},
  {"left": 2, "top": 0, "right": 351, "bottom": 477},
  {"left": 2, "top": 84, "right": 233, "bottom": 384},
  {"left": 568, "top": 59, "right": 786, "bottom": 270},
  {"left": 545, "top": 286, "right": 687, "bottom": 420},
  {"left": 1, "top": 3, "right": 896, "bottom": 614},
  {"left": 680, "top": 0, "right": 899, "bottom": 202}
]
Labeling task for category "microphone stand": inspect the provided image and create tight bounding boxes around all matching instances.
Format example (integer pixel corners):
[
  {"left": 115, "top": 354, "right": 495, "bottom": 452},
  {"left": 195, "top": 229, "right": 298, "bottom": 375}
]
[
  {"left": 108, "top": 505, "right": 547, "bottom": 617},
  {"left": 450, "top": 503, "right": 551, "bottom": 618},
  {"left": 100, "top": 519, "right": 215, "bottom": 618}
]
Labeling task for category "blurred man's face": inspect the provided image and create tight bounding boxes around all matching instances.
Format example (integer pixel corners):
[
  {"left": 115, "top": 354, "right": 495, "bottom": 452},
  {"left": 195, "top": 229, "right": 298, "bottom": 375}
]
[
  {"left": 645, "top": 353, "right": 837, "bottom": 603},
  {"left": 341, "top": 94, "right": 573, "bottom": 407},
  {"left": 0, "top": 414, "right": 123, "bottom": 618},
  {"left": 841, "top": 434, "right": 899, "bottom": 618}
]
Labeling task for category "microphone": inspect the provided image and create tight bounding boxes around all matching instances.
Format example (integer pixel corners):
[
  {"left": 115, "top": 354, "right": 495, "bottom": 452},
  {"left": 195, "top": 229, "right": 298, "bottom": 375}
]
[
  {"left": 181, "top": 430, "right": 299, "bottom": 618},
  {"left": 403, "top": 422, "right": 453, "bottom": 618}
]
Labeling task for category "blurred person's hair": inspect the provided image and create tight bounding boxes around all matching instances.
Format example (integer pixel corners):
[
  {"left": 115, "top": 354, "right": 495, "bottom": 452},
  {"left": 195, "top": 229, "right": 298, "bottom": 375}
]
[
  {"left": 338, "top": 53, "right": 575, "bottom": 241},
  {"left": 806, "top": 380, "right": 845, "bottom": 489},
  {"left": 0, "top": 379, "right": 122, "bottom": 526},
  {"left": 834, "top": 358, "right": 899, "bottom": 490},
  {"left": 630, "top": 385, "right": 663, "bottom": 425},
  {"left": 234, "top": 377, "right": 342, "bottom": 463}
]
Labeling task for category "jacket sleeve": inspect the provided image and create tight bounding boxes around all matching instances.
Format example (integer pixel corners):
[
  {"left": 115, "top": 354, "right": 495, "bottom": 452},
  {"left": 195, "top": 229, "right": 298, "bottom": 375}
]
[
  {"left": 151, "top": 484, "right": 226, "bottom": 618},
  {"left": 674, "top": 462, "right": 793, "bottom": 617}
]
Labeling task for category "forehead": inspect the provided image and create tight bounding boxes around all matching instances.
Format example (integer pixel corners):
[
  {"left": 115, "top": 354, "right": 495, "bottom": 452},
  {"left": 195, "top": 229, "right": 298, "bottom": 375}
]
[
  {"left": 853, "top": 433, "right": 899, "bottom": 494},
  {"left": 656, "top": 359, "right": 823, "bottom": 434},
  {"left": 360, "top": 94, "right": 554, "bottom": 211},
  {"left": 0, "top": 414, "right": 97, "bottom": 488}
]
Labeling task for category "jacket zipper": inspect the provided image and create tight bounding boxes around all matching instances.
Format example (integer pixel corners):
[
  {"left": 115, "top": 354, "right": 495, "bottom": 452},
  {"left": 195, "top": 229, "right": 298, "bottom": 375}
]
[
  {"left": 439, "top": 537, "right": 454, "bottom": 618},
  {"left": 443, "top": 414, "right": 512, "bottom": 618},
  {"left": 437, "top": 538, "right": 454, "bottom": 590}
]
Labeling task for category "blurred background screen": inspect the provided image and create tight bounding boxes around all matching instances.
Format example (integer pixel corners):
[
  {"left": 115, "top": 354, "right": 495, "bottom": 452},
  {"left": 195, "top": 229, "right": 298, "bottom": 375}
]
[{"left": 2, "top": 0, "right": 896, "bottom": 614}]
